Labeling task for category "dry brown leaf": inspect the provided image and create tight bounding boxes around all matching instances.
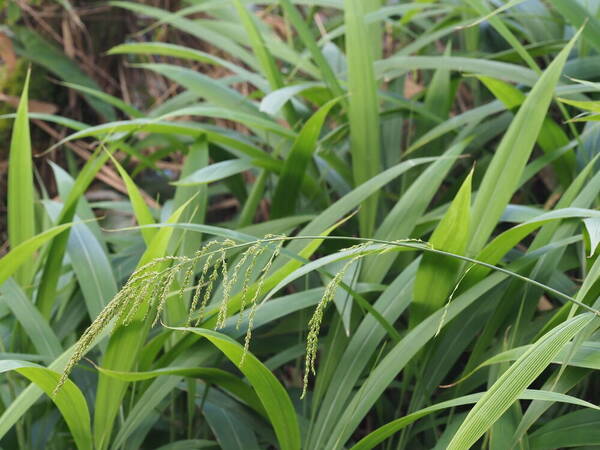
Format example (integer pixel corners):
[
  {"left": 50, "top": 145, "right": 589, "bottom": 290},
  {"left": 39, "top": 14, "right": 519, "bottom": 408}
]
[
  {"left": 0, "top": 32, "right": 17, "bottom": 75},
  {"left": 537, "top": 295, "right": 554, "bottom": 311},
  {"left": 0, "top": 93, "right": 58, "bottom": 114},
  {"left": 404, "top": 74, "right": 424, "bottom": 99}
]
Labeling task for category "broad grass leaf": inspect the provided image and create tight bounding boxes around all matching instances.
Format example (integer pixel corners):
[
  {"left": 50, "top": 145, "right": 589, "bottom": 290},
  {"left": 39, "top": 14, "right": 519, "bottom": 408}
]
[
  {"left": 35, "top": 148, "right": 115, "bottom": 318},
  {"left": 375, "top": 56, "right": 537, "bottom": 87},
  {"left": 363, "top": 140, "right": 467, "bottom": 282},
  {"left": 7, "top": 69, "right": 35, "bottom": 286},
  {"left": 350, "top": 389, "right": 598, "bottom": 450},
  {"left": 135, "top": 64, "right": 260, "bottom": 116},
  {"left": 464, "top": 340, "right": 600, "bottom": 373},
  {"left": 108, "top": 42, "right": 267, "bottom": 90},
  {"left": 159, "top": 105, "right": 294, "bottom": 138},
  {"left": 467, "top": 29, "right": 581, "bottom": 255},
  {"left": 345, "top": 0, "right": 382, "bottom": 237},
  {"left": 411, "top": 170, "right": 472, "bottom": 327},
  {"left": 447, "top": 313, "right": 596, "bottom": 449},
  {"left": 108, "top": 153, "right": 157, "bottom": 245},
  {"left": 583, "top": 217, "right": 600, "bottom": 257},
  {"left": 478, "top": 75, "right": 574, "bottom": 186},
  {"left": 551, "top": 0, "right": 600, "bottom": 53},
  {"left": 271, "top": 97, "right": 341, "bottom": 218},
  {"left": 52, "top": 119, "right": 269, "bottom": 161},
  {"left": 203, "top": 400, "right": 261, "bottom": 450},
  {"left": 287, "top": 157, "right": 438, "bottom": 258},
  {"left": 110, "top": 1, "right": 257, "bottom": 69},
  {"left": 0, "top": 279, "right": 62, "bottom": 358},
  {"left": 277, "top": 0, "right": 344, "bottom": 97},
  {"left": 528, "top": 409, "right": 600, "bottom": 449},
  {"left": 168, "top": 327, "right": 301, "bottom": 450},
  {"left": 465, "top": 0, "right": 538, "bottom": 71},
  {"left": 155, "top": 440, "right": 217, "bottom": 450},
  {"left": 93, "top": 199, "right": 193, "bottom": 450},
  {"left": 175, "top": 159, "right": 254, "bottom": 186},
  {"left": 560, "top": 97, "right": 600, "bottom": 113},
  {"left": 0, "top": 223, "right": 73, "bottom": 286},
  {"left": 60, "top": 82, "right": 144, "bottom": 118},
  {"left": 44, "top": 201, "right": 117, "bottom": 320},
  {"left": 231, "top": 0, "right": 297, "bottom": 125},
  {"left": 94, "top": 365, "right": 265, "bottom": 416},
  {"left": 13, "top": 27, "right": 115, "bottom": 120},
  {"left": 0, "top": 360, "right": 92, "bottom": 450}
]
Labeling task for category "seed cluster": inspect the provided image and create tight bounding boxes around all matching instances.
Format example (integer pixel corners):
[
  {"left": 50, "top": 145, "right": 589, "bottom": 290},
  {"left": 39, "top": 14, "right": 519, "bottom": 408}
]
[
  {"left": 55, "top": 236, "right": 282, "bottom": 395},
  {"left": 56, "top": 236, "right": 430, "bottom": 398}
]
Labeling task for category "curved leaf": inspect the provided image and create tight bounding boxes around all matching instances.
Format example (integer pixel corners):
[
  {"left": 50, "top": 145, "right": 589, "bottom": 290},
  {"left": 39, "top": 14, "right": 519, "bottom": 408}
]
[
  {"left": 0, "top": 360, "right": 92, "bottom": 450},
  {"left": 167, "top": 327, "right": 301, "bottom": 450}
]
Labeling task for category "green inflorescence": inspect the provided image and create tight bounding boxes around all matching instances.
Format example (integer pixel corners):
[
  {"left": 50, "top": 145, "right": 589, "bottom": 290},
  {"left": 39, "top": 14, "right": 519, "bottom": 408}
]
[{"left": 56, "top": 235, "right": 431, "bottom": 398}]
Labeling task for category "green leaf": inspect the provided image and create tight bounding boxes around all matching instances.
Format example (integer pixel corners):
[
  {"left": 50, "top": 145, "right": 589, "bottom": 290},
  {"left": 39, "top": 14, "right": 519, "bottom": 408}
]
[
  {"left": 93, "top": 364, "right": 265, "bottom": 416},
  {"left": 271, "top": 97, "right": 341, "bottom": 218},
  {"left": 465, "top": 0, "right": 538, "bottom": 71},
  {"left": 61, "top": 82, "right": 144, "bottom": 118},
  {"left": 35, "top": 148, "right": 115, "bottom": 319},
  {"left": 44, "top": 201, "right": 117, "bottom": 320},
  {"left": 7, "top": 69, "right": 35, "bottom": 286},
  {"left": 108, "top": 42, "right": 267, "bottom": 91},
  {"left": 0, "top": 360, "right": 92, "bottom": 450},
  {"left": 447, "top": 313, "right": 596, "bottom": 449},
  {"left": 584, "top": 218, "right": 600, "bottom": 257},
  {"left": 363, "top": 140, "right": 467, "bottom": 282},
  {"left": 551, "top": 0, "right": 600, "bottom": 53},
  {"left": 0, "top": 223, "right": 73, "bottom": 286},
  {"left": 13, "top": 27, "right": 115, "bottom": 120},
  {"left": 345, "top": 0, "right": 382, "bottom": 237},
  {"left": 136, "top": 64, "right": 260, "bottom": 116},
  {"left": 467, "top": 29, "right": 581, "bottom": 255},
  {"left": 529, "top": 409, "right": 600, "bottom": 449},
  {"left": 203, "top": 399, "right": 261, "bottom": 450},
  {"left": 93, "top": 199, "right": 192, "bottom": 450},
  {"left": 0, "top": 278, "right": 62, "bottom": 358},
  {"left": 559, "top": 96, "right": 600, "bottom": 113},
  {"left": 464, "top": 340, "right": 600, "bottom": 374},
  {"left": 350, "top": 389, "right": 598, "bottom": 450},
  {"left": 376, "top": 56, "right": 537, "bottom": 87},
  {"left": 277, "top": 0, "right": 344, "bottom": 97},
  {"left": 167, "top": 327, "right": 301, "bottom": 450},
  {"left": 411, "top": 170, "right": 472, "bottom": 327},
  {"left": 110, "top": 1, "right": 258, "bottom": 69},
  {"left": 108, "top": 152, "right": 157, "bottom": 245},
  {"left": 175, "top": 159, "right": 254, "bottom": 186},
  {"left": 477, "top": 75, "right": 526, "bottom": 110},
  {"left": 155, "top": 440, "right": 217, "bottom": 450},
  {"left": 231, "top": 0, "right": 297, "bottom": 125},
  {"left": 478, "top": 75, "right": 575, "bottom": 187}
]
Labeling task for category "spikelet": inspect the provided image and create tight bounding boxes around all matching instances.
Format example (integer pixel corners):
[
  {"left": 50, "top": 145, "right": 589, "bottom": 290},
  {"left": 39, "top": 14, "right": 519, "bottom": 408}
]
[
  {"left": 240, "top": 236, "right": 284, "bottom": 365},
  {"left": 235, "top": 243, "right": 265, "bottom": 330},
  {"left": 152, "top": 266, "right": 179, "bottom": 326},
  {"left": 301, "top": 241, "right": 372, "bottom": 398},
  {"left": 195, "top": 247, "right": 225, "bottom": 325},
  {"left": 187, "top": 240, "right": 222, "bottom": 326},
  {"left": 215, "top": 239, "right": 237, "bottom": 328}
]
